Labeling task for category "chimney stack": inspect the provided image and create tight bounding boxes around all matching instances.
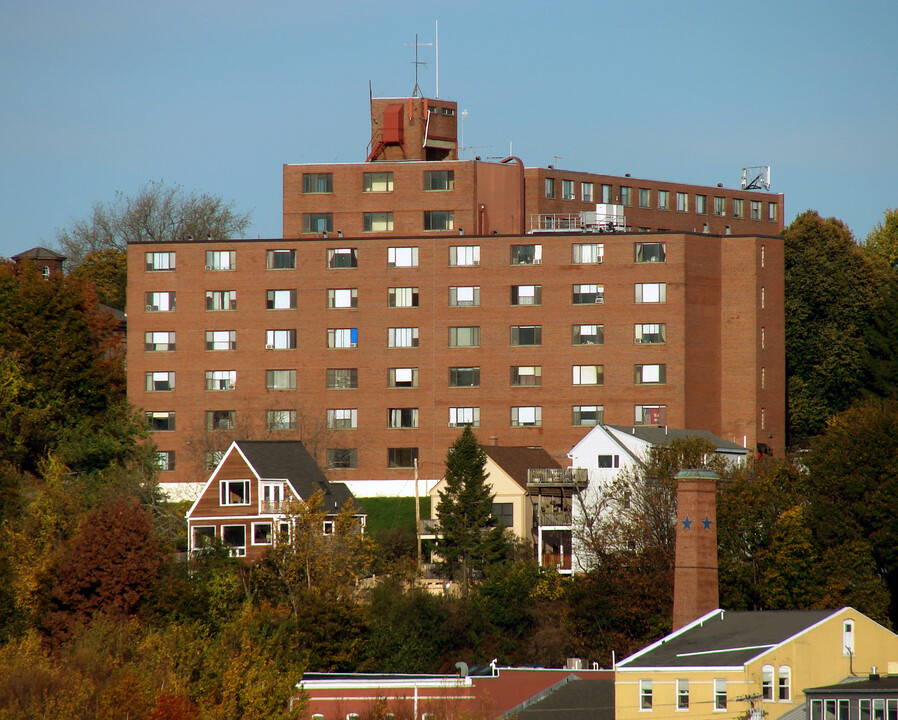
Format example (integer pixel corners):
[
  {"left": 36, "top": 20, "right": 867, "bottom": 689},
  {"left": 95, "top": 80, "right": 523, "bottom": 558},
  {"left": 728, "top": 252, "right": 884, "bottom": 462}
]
[{"left": 672, "top": 469, "right": 719, "bottom": 631}]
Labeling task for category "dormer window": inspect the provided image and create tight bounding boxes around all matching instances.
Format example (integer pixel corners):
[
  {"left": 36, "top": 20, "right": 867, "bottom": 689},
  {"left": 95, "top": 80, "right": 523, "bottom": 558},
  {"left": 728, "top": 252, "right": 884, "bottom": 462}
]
[{"left": 843, "top": 619, "right": 855, "bottom": 655}]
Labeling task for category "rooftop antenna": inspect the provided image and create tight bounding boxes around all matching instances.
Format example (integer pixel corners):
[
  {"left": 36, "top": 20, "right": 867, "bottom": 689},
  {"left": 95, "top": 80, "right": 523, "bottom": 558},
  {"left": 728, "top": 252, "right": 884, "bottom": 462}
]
[
  {"left": 405, "top": 33, "right": 432, "bottom": 97},
  {"left": 435, "top": 20, "right": 440, "bottom": 98},
  {"left": 741, "top": 166, "right": 771, "bottom": 191},
  {"left": 460, "top": 109, "right": 468, "bottom": 152}
]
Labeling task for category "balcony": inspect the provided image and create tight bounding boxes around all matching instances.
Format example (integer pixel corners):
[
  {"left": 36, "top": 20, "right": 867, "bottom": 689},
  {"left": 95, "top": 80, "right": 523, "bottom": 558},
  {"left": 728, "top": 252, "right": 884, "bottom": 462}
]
[{"left": 527, "top": 467, "right": 588, "bottom": 490}]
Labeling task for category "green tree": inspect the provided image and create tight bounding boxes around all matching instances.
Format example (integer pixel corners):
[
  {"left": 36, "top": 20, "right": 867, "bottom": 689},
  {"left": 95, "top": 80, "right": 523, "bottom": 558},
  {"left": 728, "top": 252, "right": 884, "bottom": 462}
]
[
  {"left": 862, "top": 208, "right": 898, "bottom": 270},
  {"left": 68, "top": 248, "right": 127, "bottom": 310},
  {"left": 784, "top": 210, "right": 895, "bottom": 444},
  {"left": 55, "top": 180, "right": 252, "bottom": 267},
  {"left": 435, "top": 427, "right": 508, "bottom": 594}
]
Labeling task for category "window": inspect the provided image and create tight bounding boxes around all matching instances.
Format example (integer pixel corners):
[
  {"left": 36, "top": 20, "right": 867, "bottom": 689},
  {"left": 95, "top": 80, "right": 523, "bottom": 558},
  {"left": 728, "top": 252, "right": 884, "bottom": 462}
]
[
  {"left": 601, "top": 184, "right": 613, "bottom": 203},
  {"left": 206, "top": 330, "right": 236, "bottom": 350},
  {"left": 696, "top": 195, "right": 708, "bottom": 214},
  {"left": 327, "top": 448, "right": 358, "bottom": 469},
  {"left": 562, "top": 179, "right": 575, "bottom": 200},
  {"left": 861, "top": 701, "right": 872, "bottom": 720},
  {"left": 145, "top": 251, "right": 175, "bottom": 271},
  {"left": 714, "top": 196, "right": 726, "bottom": 216},
  {"left": 768, "top": 203, "right": 778, "bottom": 222},
  {"left": 620, "top": 186, "right": 632, "bottom": 206},
  {"left": 327, "top": 288, "right": 358, "bottom": 309},
  {"left": 260, "top": 482, "right": 284, "bottom": 512},
  {"left": 511, "top": 406, "right": 541, "bottom": 427},
  {"left": 204, "top": 451, "right": 224, "bottom": 470},
  {"left": 388, "top": 408, "right": 418, "bottom": 429},
  {"left": 751, "top": 200, "right": 762, "bottom": 220},
  {"left": 449, "top": 366, "right": 480, "bottom": 387},
  {"left": 206, "top": 410, "right": 235, "bottom": 431},
  {"left": 388, "top": 447, "right": 418, "bottom": 468},
  {"left": 635, "top": 242, "right": 666, "bottom": 263},
  {"left": 511, "top": 285, "right": 541, "bottom": 305},
  {"left": 146, "top": 411, "right": 175, "bottom": 431},
  {"left": 253, "top": 522, "right": 273, "bottom": 545},
  {"left": 302, "top": 173, "right": 333, "bottom": 193},
  {"left": 639, "top": 188, "right": 651, "bottom": 208},
  {"left": 449, "top": 326, "right": 480, "bottom": 347},
  {"left": 636, "top": 405, "right": 666, "bottom": 425},
  {"left": 493, "top": 502, "right": 514, "bottom": 527},
  {"left": 266, "top": 329, "right": 297, "bottom": 349},
  {"left": 598, "top": 454, "right": 620, "bottom": 469},
  {"left": 192, "top": 525, "right": 215, "bottom": 550},
  {"left": 327, "top": 408, "right": 358, "bottom": 429},
  {"left": 573, "top": 365, "right": 603, "bottom": 385},
  {"left": 205, "top": 290, "right": 236, "bottom": 311},
  {"left": 155, "top": 451, "right": 175, "bottom": 471},
  {"left": 266, "top": 289, "right": 296, "bottom": 310},
  {"left": 635, "top": 283, "right": 667, "bottom": 303},
  {"left": 146, "top": 291, "right": 175, "bottom": 312},
  {"left": 761, "top": 287, "right": 766, "bottom": 309},
  {"left": 761, "top": 245, "right": 766, "bottom": 268},
  {"left": 222, "top": 525, "right": 247, "bottom": 557},
  {"left": 730, "top": 198, "right": 745, "bottom": 218},
  {"left": 423, "top": 170, "right": 455, "bottom": 191},
  {"left": 449, "top": 245, "right": 480, "bottom": 266},
  {"left": 206, "top": 250, "right": 235, "bottom": 270},
  {"left": 449, "top": 407, "right": 480, "bottom": 427},
  {"left": 635, "top": 323, "right": 666, "bottom": 344},
  {"left": 573, "top": 284, "right": 604, "bottom": 304},
  {"left": 422, "top": 209, "right": 457, "bottom": 232},
  {"left": 635, "top": 364, "right": 666, "bottom": 384},
  {"left": 843, "top": 619, "right": 855, "bottom": 655},
  {"left": 762, "top": 665, "right": 774, "bottom": 701},
  {"left": 363, "top": 171, "right": 393, "bottom": 192},
  {"left": 545, "top": 177, "right": 555, "bottom": 198},
  {"left": 582, "top": 182, "right": 594, "bottom": 202},
  {"left": 266, "top": 249, "right": 296, "bottom": 269},
  {"left": 363, "top": 212, "right": 394, "bottom": 232},
  {"left": 761, "top": 367, "right": 766, "bottom": 389},
  {"left": 145, "top": 331, "right": 176, "bottom": 351},
  {"left": 145, "top": 371, "right": 174, "bottom": 391},
  {"left": 510, "top": 366, "right": 541, "bottom": 387},
  {"left": 673, "top": 192, "right": 688, "bottom": 212},
  {"left": 677, "top": 679, "right": 689, "bottom": 711},
  {"left": 658, "top": 190, "right": 670, "bottom": 210},
  {"left": 510, "top": 325, "right": 542, "bottom": 346},
  {"left": 267, "top": 410, "right": 296, "bottom": 430},
  {"left": 388, "top": 247, "right": 419, "bottom": 267},
  {"left": 266, "top": 369, "right": 297, "bottom": 390},
  {"left": 761, "top": 327, "right": 766, "bottom": 350},
  {"left": 388, "top": 367, "right": 418, "bottom": 388},
  {"left": 572, "top": 405, "right": 603, "bottom": 426},
  {"left": 328, "top": 248, "right": 358, "bottom": 268},
  {"left": 388, "top": 287, "right": 419, "bottom": 308},
  {"left": 511, "top": 244, "right": 542, "bottom": 265},
  {"left": 572, "top": 324, "right": 603, "bottom": 345},
  {"left": 303, "top": 213, "right": 333, "bottom": 234},
  {"left": 572, "top": 243, "right": 604, "bottom": 264},
  {"left": 327, "top": 328, "right": 358, "bottom": 348},
  {"left": 221, "top": 479, "right": 250, "bottom": 505},
  {"left": 449, "top": 286, "right": 480, "bottom": 306},
  {"left": 777, "top": 666, "right": 790, "bottom": 701},
  {"left": 388, "top": 327, "right": 419, "bottom": 348},
  {"left": 640, "top": 679, "right": 653, "bottom": 710},
  {"left": 205, "top": 370, "right": 236, "bottom": 391},
  {"left": 714, "top": 679, "right": 727, "bottom": 711},
  {"left": 326, "top": 368, "right": 358, "bottom": 389}
]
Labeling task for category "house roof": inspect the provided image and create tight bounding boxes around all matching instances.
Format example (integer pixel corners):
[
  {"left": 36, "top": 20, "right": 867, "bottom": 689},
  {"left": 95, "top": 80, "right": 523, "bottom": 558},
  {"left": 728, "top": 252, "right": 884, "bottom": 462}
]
[
  {"left": 11, "top": 246, "right": 66, "bottom": 261},
  {"left": 235, "top": 441, "right": 357, "bottom": 512},
  {"left": 482, "top": 445, "right": 561, "bottom": 489},
  {"left": 617, "top": 609, "right": 837, "bottom": 669},
  {"left": 606, "top": 425, "right": 748, "bottom": 454},
  {"left": 805, "top": 676, "right": 898, "bottom": 694},
  {"left": 513, "top": 676, "right": 614, "bottom": 720}
]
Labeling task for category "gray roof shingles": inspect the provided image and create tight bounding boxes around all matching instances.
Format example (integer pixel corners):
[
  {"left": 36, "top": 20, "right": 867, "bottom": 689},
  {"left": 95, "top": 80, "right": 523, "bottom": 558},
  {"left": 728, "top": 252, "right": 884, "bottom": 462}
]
[{"left": 606, "top": 425, "right": 747, "bottom": 453}]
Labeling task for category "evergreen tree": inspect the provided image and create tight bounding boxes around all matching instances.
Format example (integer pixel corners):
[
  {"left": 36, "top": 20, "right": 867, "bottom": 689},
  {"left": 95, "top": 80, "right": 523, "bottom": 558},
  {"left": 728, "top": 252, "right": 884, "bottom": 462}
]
[{"left": 435, "top": 427, "right": 507, "bottom": 593}]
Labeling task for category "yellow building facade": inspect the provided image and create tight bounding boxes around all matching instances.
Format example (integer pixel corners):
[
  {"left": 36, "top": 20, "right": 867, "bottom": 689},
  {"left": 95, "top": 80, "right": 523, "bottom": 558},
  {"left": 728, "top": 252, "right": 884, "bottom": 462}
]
[{"left": 616, "top": 608, "right": 898, "bottom": 720}]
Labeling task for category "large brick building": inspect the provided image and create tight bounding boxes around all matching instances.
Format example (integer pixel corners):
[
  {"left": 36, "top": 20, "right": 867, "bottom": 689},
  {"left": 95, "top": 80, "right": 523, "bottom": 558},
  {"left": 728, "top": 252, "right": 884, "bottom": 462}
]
[{"left": 127, "top": 91, "right": 785, "bottom": 497}]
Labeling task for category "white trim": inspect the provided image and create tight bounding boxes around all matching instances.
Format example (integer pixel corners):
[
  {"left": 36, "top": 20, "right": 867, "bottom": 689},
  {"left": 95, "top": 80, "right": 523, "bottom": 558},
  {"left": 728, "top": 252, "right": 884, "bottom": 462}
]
[{"left": 616, "top": 608, "right": 722, "bottom": 667}]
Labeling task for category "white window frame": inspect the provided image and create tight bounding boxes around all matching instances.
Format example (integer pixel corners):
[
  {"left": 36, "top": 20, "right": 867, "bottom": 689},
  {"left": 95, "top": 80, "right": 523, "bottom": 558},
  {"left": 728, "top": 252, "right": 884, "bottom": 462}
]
[
  {"left": 449, "top": 286, "right": 480, "bottom": 307},
  {"left": 252, "top": 521, "right": 274, "bottom": 546},
  {"left": 636, "top": 405, "right": 666, "bottom": 425},
  {"left": 327, "top": 328, "right": 358, "bottom": 349},
  {"left": 572, "top": 284, "right": 604, "bottom": 304},
  {"left": 205, "top": 290, "right": 236, "bottom": 311},
  {"left": 388, "top": 287, "right": 419, "bottom": 308},
  {"left": 635, "top": 323, "right": 666, "bottom": 344},
  {"left": 640, "top": 679, "right": 653, "bottom": 710},
  {"left": 714, "top": 679, "right": 727, "bottom": 711},
  {"left": 581, "top": 182, "right": 594, "bottom": 202},
  {"left": 145, "top": 251, "right": 176, "bottom": 271},
  {"left": 328, "top": 247, "right": 358, "bottom": 269},
  {"left": 449, "top": 407, "right": 480, "bottom": 427},
  {"left": 266, "top": 249, "right": 296, "bottom": 269},
  {"left": 146, "top": 291, "right": 175, "bottom": 312},
  {"left": 635, "top": 364, "right": 666, "bottom": 384},
  {"left": 146, "top": 371, "right": 175, "bottom": 392},
  {"left": 572, "top": 243, "right": 604, "bottom": 264},
  {"left": 327, "top": 408, "right": 358, "bottom": 429},
  {"left": 388, "top": 327, "right": 419, "bottom": 348},
  {"left": 388, "top": 407, "right": 418, "bottom": 429},
  {"left": 572, "top": 405, "right": 603, "bottom": 426},
  {"left": 145, "top": 331, "right": 176, "bottom": 352},
  {"left": 449, "top": 245, "right": 480, "bottom": 266},
  {"left": 388, "top": 247, "right": 419, "bottom": 267},
  {"left": 327, "top": 288, "right": 358, "bottom": 309},
  {"left": 206, "top": 330, "right": 236, "bottom": 351},
  {"left": 511, "top": 406, "right": 541, "bottom": 427},
  {"left": 206, "top": 250, "right": 235, "bottom": 270},
  {"left": 572, "top": 365, "right": 603, "bottom": 385},
  {"left": 222, "top": 524, "right": 247, "bottom": 557},
  {"left": 266, "top": 329, "right": 297, "bottom": 349},
  {"left": 220, "top": 479, "right": 250, "bottom": 506},
  {"left": 511, "top": 284, "right": 541, "bottom": 305},
  {"left": 267, "top": 289, "right": 296, "bottom": 310},
  {"left": 572, "top": 324, "right": 603, "bottom": 345},
  {"left": 389, "top": 367, "right": 418, "bottom": 388},
  {"left": 635, "top": 283, "right": 667, "bottom": 303},
  {"left": 205, "top": 370, "right": 236, "bottom": 391},
  {"left": 449, "top": 326, "right": 480, "bottom": 347},
  {"left": 266, "top": 369, "right": 296, "bottom": 390}
]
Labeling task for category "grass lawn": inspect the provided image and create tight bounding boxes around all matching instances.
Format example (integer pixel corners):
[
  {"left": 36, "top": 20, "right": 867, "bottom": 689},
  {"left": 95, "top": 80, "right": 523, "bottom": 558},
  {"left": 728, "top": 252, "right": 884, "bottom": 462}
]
[{"left": 356, "top": 496, "right": 431, "bottom": 536}]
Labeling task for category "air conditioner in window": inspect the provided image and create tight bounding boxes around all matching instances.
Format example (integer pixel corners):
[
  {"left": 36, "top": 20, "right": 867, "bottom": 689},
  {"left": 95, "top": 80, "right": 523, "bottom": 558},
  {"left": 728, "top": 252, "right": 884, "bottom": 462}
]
[
  {"left": 227, "top": 383, "right": 236, "bottom": 390},
  {"left": 146, "top": 304, "right": 158, "bottom": 311},
  {"left": 597, "top": 257, "right": 604, "bottom": 263},
  {"left": 266, "top": 344, "right": 275, "bottom": 350},
  {"left": 595, "top": 297, "right": 604, "bottom": 304},
  {"left": 564, "top": 194, "right": 575, "bottom": 200},
  {"left": 205, "top": 264, "right": 214, "bottom": 270}
]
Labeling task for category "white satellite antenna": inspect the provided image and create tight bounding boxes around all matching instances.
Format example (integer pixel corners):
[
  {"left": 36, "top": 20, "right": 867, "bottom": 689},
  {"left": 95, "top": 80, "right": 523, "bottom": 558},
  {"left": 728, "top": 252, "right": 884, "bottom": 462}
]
[{"left": 741, "top": 166, "right": 771, "bottom": 191}]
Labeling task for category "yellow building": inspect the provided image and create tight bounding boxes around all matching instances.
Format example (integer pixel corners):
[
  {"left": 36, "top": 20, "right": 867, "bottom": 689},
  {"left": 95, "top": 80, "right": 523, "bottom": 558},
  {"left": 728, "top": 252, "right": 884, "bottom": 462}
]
[{"left": 615, "top": 608, "right": 898, "bottom": 720}]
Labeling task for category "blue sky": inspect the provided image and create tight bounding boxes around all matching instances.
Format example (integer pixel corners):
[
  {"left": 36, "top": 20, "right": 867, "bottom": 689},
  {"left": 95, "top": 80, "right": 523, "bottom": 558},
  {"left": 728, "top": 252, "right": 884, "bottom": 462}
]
[{"left": 1, "top": 1, "right": 896, "bottom": 261}]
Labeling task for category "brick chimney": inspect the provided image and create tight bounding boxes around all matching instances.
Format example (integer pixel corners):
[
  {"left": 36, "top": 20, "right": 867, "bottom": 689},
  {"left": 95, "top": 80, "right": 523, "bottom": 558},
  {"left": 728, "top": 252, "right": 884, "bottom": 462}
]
[{"left": 672, "top": 469, "right": 719, "bottom": 631}]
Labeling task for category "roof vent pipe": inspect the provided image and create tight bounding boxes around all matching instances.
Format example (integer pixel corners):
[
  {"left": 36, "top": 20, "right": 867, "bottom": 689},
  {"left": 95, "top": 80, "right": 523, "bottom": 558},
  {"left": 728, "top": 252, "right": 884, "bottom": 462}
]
[{"left": 455, "top": 661, "right": 469, "bottom": 678}]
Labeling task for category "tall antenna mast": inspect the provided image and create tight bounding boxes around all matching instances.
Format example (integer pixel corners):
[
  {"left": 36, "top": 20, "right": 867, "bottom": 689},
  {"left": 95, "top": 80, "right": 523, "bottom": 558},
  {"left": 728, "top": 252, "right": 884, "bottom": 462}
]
[
  {"left": 435, "top": 21, "right": 440, "bottom": 98},
  {"left": 405, "top": 34, "right": 432, "bottom": 97}
]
